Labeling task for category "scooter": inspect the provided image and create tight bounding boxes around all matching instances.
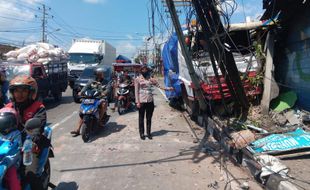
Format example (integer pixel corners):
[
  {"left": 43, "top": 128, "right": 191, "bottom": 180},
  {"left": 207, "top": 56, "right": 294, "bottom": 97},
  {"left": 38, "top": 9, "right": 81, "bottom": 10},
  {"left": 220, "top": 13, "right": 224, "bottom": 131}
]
[
  {"left": 117, "top": 83, "right": 134, "bottom": 115},
  {"left": 79, "top": 88, "right": 108, "bottom": 142},
  {"left": 0, "top": 118, "right": 54, "bottom": 190}
]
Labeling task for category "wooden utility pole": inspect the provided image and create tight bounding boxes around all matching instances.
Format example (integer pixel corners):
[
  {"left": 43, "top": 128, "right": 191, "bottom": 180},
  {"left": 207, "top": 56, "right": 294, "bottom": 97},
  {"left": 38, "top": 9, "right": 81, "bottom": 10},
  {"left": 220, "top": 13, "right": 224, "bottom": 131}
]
[{"left": 165, "top": 0, "right": 207, "bottom": 111}]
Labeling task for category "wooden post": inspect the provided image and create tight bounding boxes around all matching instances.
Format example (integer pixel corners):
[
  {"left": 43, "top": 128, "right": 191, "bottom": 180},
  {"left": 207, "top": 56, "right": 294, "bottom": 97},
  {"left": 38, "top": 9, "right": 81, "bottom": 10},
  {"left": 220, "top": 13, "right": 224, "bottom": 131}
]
[{"left": 261, "top": 31, "right": 279, "bottom": 114}]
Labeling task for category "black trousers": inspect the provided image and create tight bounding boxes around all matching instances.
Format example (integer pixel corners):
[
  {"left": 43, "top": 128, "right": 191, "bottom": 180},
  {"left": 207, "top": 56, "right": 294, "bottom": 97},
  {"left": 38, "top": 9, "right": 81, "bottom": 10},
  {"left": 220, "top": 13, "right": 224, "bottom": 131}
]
[{"left": 138, "top": 102, "right": 155, "bottom": 136}]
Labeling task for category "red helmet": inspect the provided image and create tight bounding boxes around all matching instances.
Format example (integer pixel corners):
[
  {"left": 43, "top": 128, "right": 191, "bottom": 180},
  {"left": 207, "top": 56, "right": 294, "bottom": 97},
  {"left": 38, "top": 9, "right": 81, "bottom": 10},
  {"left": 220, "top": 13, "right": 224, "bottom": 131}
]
[{"left": 9, "top": 75, "right": 38, "bottom": 101}]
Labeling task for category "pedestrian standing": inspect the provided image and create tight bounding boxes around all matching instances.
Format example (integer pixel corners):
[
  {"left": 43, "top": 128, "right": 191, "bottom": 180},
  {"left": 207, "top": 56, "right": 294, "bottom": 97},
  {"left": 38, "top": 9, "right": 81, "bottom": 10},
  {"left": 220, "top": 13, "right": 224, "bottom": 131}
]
[
  {"left": 0, "top": 67, "right": 9, "bottom": 108},
  {"left": 134, "top": 65, "right": 172, "bottom": 140}
]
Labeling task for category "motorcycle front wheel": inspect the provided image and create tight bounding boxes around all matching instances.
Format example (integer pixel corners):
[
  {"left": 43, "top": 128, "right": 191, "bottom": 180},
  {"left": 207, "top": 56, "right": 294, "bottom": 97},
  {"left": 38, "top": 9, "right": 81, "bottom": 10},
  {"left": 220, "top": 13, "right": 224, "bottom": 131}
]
[
  {"left": 117, "top": 99, "right": 125, "bottom": 115},
  {"left": 42, "top": 159, "right": 51, "bottom": 190},
  {"left": 81, "top": 123, "right": 91, "bottom": 142}
]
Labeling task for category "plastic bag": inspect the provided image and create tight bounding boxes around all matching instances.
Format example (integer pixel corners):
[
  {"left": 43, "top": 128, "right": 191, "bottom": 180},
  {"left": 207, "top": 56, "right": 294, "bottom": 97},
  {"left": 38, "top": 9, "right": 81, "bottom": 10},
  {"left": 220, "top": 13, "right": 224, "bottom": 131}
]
[
  {"left": 37, "top": 48, "right": 49, "bottom": 58},
  {"left": 37, "top": 42, "right": 54, "bottom": 50},
  {"left": 28, "top": 54, "right": 40, "bottom": 62},
  {"left": 47, "top": 49, "right": 58, "bottom": 57},
  {"left": 4, "top": 50, "right": 18, "bottom": 58},
  {"left": 17, "top": 53, "right": 29, "bottom": 60},
  {"left": 37, "top": 57, "right": 51, "bottom": 64},
  {"left": 7, "top": 57, "right": 17, "bottom": 61}
]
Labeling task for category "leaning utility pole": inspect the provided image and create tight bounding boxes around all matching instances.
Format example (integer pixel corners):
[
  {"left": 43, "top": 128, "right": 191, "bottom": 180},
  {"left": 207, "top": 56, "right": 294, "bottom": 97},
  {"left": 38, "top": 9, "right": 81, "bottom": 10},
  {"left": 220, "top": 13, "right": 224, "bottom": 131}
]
[
  {"left": 151, "top": 0, "right": 157, "bottom": 73},
  {"left": 165, "top": 0, "right": 207, "bottom": 111}
]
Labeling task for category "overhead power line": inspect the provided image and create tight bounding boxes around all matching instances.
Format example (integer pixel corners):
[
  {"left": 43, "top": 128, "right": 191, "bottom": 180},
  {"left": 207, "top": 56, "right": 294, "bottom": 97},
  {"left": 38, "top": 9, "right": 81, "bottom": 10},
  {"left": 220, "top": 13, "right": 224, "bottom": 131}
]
[
  {"left": 50, "top": 9, "right": 81, "bottom": 37},
  {"left": 4, "top": 0, "right": 41, "bottom": 12},
  {"left": 0, "top": 15, "right": 39, "bottom": 23}
]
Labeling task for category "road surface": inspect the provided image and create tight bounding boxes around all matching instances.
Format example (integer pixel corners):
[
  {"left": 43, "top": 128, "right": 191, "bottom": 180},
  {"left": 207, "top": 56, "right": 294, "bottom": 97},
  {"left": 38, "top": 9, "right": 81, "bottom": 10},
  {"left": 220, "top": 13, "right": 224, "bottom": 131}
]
[{"left": 45, "top": 88, "right": 262, "bottom": 190}]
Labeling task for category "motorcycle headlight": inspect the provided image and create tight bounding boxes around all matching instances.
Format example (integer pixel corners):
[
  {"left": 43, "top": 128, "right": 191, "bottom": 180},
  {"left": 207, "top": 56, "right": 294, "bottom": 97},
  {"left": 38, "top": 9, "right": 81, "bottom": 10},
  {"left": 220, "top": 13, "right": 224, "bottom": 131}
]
[
  {"left": 80, "top": 106, "right": 93, "bottom": 114},
  {"left": 86, "top": 107, "right": 96, "bottom": 114},
  {"left": 80, "top": 107, "right": 84, "bottom": 113},
  {"left": 86, "top": 109, "right": 93, "bottom": 114}
]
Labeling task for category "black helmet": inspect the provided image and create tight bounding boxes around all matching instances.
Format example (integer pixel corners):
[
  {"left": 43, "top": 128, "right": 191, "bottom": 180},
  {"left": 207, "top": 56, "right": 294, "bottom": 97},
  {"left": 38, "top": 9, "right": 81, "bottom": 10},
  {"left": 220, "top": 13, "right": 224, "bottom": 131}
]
[
  {"left": 0, "top": 108, "right": 18, "bottom": 136},
  {"left": 94, "top": 67, "right": 105, "bottom": 75},
  {"left": 140, "top": 64, "right": 150, "bottom": 72}
]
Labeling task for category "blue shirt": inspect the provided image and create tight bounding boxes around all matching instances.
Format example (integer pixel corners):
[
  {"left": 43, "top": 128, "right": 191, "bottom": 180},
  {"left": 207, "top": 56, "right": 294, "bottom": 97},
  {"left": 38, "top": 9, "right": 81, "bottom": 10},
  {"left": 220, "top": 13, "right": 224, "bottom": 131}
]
[{"left": 1, "top": 80, "right": 9, "bottom": 104}]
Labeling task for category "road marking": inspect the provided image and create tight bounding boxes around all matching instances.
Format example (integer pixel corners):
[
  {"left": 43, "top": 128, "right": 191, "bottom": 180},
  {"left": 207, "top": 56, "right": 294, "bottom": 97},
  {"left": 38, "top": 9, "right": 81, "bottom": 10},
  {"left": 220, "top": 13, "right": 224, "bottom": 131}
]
[
  {"left": 51, "top": 111, "right": 78, "bottom": 130},
  {"left": 157, "top": 88, "right": 169, "bottom": 102}
]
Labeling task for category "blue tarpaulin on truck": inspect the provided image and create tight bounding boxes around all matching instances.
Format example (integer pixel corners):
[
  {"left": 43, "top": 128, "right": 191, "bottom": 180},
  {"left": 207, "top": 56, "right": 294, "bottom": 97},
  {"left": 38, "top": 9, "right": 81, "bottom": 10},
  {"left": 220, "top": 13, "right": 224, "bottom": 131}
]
[
  {"left": 116, "top": 55, "right": 132, "bottom": 63},
  {"left": 162, "top": 34, "right": 182, "bottom": 99}
]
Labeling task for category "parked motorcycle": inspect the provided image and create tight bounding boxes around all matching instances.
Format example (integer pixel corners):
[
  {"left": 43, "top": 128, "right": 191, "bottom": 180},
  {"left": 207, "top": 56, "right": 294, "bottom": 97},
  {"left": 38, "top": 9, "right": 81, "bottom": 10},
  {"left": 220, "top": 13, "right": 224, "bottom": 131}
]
[
  {"left": 79, "top": 87, "right": 108, "bottom": 142},
  {"left": 117, "top": 83, "right": 134, "bottom": 115},
  {"left": 0, "top": 118, "right": 54, "bottom": 190}
]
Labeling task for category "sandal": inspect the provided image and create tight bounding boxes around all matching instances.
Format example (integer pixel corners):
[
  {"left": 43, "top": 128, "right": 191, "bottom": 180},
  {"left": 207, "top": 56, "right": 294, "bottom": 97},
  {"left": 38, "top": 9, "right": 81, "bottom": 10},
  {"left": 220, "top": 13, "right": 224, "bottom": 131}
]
[{"left": 70, "top": 131, "right": 80, "bottom": 137}]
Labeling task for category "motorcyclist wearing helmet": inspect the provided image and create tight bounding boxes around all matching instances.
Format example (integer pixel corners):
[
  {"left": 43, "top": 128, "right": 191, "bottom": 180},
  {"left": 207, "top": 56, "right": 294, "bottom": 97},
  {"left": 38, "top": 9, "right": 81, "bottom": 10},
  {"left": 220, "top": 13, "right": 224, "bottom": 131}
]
[
  {"left": 71, "top": 67, "right": 110, "bottom": 137},
  {"left": 5, "top": 75, "right": 48, "bottom": 190},
  {"left": 0, "top": 67, "right": 9, "bottom": 108},
  {"left": 120, "top": 71, "right": 132, "bottom": 85},
  {"left": 0, "top": 107, "right": 22, "bottom": 190}
]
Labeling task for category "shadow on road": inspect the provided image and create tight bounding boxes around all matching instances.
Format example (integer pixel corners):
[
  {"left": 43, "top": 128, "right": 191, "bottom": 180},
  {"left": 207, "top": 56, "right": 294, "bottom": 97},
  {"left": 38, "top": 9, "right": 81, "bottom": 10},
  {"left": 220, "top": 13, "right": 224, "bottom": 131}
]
[
  {"left": 280, "top": 154, "right": 310, "bottom": 160},
  {"left": 59, "top": 145, "right": 209, "bottom": 173},
  {"left": 59, "top": 127, "right": 218, "bottom": 174},
  {"left": 54, "top": 181, "right": 78, "bottom": 190},
  {"left": 90, "top": 122, "right": 127, "bottom": 142},
  {"left": 44, "top": 95, "right": 74, "bottom": 110},
  {"left": 152, "top": 129, "right": 188, "bottom": 137}
]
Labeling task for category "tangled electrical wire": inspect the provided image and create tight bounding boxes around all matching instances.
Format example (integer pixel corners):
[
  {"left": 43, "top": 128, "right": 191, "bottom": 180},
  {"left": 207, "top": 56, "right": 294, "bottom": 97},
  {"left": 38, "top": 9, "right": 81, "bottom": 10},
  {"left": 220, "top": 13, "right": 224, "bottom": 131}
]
[{"left": 217, "top": 0, "right": 238, "bottom": 30}]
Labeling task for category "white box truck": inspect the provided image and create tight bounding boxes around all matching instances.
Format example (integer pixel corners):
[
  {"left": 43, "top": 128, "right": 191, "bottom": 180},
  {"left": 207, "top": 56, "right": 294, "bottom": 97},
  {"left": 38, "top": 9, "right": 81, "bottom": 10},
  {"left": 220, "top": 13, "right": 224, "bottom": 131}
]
[{"left": 67, "top": 38, "right": 116, "bottom": 88}]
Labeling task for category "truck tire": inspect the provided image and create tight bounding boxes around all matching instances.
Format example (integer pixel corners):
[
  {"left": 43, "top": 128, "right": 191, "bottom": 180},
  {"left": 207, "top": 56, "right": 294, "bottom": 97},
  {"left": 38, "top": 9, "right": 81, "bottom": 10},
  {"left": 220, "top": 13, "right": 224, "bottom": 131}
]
[
  {"left": 190, "top": 100, "right": 199, "bottom": 121},
  {"left": 69, "top": 81, "right": 74, "bottom": 89},
  {"left": 53, "top": 92, "right": 62, "bottom": 102}
]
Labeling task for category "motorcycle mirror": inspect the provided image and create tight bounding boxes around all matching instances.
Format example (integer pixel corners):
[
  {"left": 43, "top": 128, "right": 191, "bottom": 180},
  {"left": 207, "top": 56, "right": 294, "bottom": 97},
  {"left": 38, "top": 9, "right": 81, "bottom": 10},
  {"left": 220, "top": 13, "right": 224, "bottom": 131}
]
[{"left": 24, "top": 118, "right": 41, "bottom": 131}]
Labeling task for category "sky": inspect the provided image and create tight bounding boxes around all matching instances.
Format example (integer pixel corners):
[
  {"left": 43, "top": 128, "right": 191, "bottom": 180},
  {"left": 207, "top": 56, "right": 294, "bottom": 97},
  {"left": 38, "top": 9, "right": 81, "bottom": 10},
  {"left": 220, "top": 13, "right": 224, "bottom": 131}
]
[{"left": 0, "top": 0, "right": 263, "bottom": 58}]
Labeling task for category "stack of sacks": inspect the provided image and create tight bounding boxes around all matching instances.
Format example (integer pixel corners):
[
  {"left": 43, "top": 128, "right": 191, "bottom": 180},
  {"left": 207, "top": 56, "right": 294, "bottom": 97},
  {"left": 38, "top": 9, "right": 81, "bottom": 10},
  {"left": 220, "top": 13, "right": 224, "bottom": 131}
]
[{"left": 4, "top": 42, "right": 68, "bottom": 63}]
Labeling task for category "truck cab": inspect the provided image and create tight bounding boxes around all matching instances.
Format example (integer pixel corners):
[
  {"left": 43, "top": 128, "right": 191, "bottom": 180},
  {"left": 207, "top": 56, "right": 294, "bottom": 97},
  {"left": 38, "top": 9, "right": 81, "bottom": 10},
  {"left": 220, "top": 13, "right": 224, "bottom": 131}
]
[
  {"left": 68, "top": 53, "right": 103, "bottom": 88},
  {"left": 2, "top": 60, "right": 68, "bottom": 101},
  {"left": 67, "top": 38, "right": 116, "bottom": 88}
]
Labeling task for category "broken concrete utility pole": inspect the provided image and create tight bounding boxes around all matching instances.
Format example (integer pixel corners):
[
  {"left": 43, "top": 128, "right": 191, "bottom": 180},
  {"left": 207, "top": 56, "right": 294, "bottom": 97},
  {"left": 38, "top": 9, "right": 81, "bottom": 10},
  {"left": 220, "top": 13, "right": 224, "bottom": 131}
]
[
  {"left": 192, "top": 0, "right": 249, "bottom": 110},
  {"left": 261, "top": 31, "right": 279, "bottom": 114},
  {"left": 165, "top": 0, "right": 208, "bottom": 111}
]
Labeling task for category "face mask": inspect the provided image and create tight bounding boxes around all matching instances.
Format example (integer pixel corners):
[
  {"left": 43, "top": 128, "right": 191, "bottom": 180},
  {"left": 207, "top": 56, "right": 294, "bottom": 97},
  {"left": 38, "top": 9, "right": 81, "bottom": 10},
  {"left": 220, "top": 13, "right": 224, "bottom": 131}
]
[
  {"left": 15, "top": 100, "right": 33, "bottom": 111},
  {"left": 142, "top": 72, "right": 148, "bottom": 78}
]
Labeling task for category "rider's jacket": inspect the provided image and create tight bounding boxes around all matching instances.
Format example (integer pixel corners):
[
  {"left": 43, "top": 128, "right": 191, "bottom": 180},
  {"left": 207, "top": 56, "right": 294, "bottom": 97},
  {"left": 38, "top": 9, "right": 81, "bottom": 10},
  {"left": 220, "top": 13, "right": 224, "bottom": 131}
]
[
  {"left": 6, "top": 101, "right": 46, "bottom": 132},
  {"left": 81, "top": 79, "right": 111, "bottom": 96}
]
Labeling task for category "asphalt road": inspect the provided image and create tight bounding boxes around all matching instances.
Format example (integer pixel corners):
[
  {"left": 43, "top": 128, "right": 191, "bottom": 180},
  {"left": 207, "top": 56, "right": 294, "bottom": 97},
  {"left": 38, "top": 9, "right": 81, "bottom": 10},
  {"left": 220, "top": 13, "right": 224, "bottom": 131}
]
[{"left": 45, "top": 88, "right": 262, "bottom": 190}]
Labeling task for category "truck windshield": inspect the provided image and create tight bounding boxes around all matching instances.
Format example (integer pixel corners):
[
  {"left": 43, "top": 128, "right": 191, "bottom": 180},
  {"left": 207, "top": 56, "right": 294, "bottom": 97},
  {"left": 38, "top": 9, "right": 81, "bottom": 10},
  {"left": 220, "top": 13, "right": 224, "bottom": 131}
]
[
  {"left": 69, "top": 53, "right": 100, "bottom": 64},
  {"left": 5, "top": 65, "right": 30, "bottom": 81}
]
